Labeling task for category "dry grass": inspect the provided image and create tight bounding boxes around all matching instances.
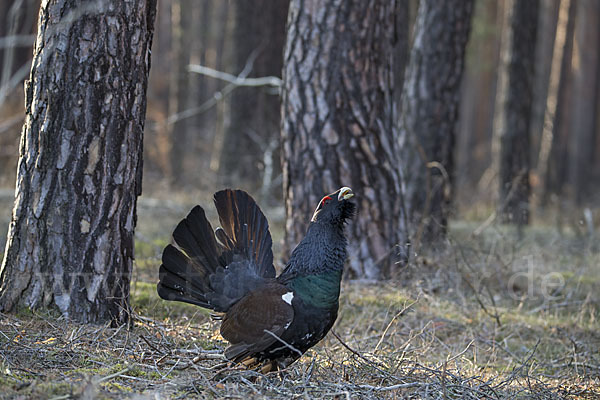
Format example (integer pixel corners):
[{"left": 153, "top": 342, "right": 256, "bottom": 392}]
[{"left": 0, "top": 197, "right": 599, "bottom": 399}]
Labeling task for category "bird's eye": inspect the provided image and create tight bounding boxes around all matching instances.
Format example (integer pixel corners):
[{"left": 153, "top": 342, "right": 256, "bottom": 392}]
[{"left": 321, "top": 196, "right": 332, "bottom": 206}]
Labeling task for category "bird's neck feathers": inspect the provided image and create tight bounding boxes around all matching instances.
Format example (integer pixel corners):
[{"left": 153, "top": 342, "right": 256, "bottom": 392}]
[{"left": 285, "top": 221, "right": 348, "bottom": 277}]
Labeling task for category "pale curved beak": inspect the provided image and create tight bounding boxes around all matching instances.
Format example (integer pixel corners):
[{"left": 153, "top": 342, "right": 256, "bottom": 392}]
[{"left": 338, "top": 187, "right": 354, "bottom": 201}]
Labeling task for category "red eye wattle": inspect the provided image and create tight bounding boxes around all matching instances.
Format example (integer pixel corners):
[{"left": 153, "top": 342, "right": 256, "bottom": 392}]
[{"left": 322, "top": 196, "right": 332, "bottom": 206}]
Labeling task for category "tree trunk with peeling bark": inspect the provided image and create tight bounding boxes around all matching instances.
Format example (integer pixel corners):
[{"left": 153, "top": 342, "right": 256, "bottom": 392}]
[
  {"left": 281, "top": 0, "right": 409, "bottom": 279},
  {"left": 0, "top": 0, "right": 157, "bottom": 324},
  {"left": 497, "top": 0, "right": 539, "bottom": 225},
  {"left": 398, "top": 0, "right": 474, "bottom": 246}
]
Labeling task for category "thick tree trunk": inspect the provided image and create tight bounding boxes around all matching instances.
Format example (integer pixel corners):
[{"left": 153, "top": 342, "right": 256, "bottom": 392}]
[
  {"left": 398, "top": 0, "right": 474, "bottom": 246},
  {"left": 497, "top": 0, "right": 539, "bottom": 224},
  {"left": 0, "top": 0, "right": 156, "bottom": 324},
  {"left": 568, "top": 0, "right": 600, "bottom": 204},
  {"left": 219, "top": 0, "right": 288, "bottom": 196},
  {"left": 282, "top": 0, "right": 409, "bottom": 279}
]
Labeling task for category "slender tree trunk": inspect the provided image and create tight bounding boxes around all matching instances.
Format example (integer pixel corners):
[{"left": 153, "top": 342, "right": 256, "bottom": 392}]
[
  {"left": 538, "top": 0, "right": 574, "bottom": 203},
  {"left": 393, "top": 1, "right": 410, "bottom": 112},
  {"left": 544, "top": 0, "right": 576, "bottom": 202},
  {"left": 530, "top": 0, "right": 560, "bottom": 169},
  {"left": 568, "top": 0, "right": 600, "bottom": 204},
  {"left": 497, "top": 0, "right": 539, "bottom": 225},
  {"left": 398, "top": 0, "right": 474, "bottom": 246},
  {"left": 0, "top": 0, "right": 39, "bottom": 103},
  {"left": 219, "top": 0, "right": 289, "bottom": 196},
  {"left": 167, "top": 0, "right": 194, "bottom": 186},
  {"left": 0, "top": 0, "right": 157, "bottom": 324},
  {"left": 457, "top": 0, "right": 501, "bottom": 197},
  {"left": 282, "top": 0, "right": 409, "bottom": 279},
  {"left": 188, "top": 0, "right": 213, "bottom": 177}
]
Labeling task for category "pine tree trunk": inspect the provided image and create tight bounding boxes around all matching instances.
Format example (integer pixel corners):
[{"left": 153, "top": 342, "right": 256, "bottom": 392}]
[
  {"left": 281, "top": 0, "right": 408, "bottom": 279},
  {"left": 398, "top": 0, "right": 474, "bottom": 246},
  {"left": 0, "top": 0, "right": 157, "bottom": 324},
  {"left": 498, "top": 0, "right": 539, "bottom": 224},
  {"left": 219, "top": 0, "right": 288, "bottom": 196}
]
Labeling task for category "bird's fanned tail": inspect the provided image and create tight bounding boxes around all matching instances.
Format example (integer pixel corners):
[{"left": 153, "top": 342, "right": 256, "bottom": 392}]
[{"left": 157, "top": 190, "right": 275, "bottom": 312}]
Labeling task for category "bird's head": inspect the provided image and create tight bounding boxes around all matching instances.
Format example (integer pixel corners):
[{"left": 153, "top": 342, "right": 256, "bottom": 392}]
[{"left": 310, "top": 187, "right": 356, "bottom": 225}]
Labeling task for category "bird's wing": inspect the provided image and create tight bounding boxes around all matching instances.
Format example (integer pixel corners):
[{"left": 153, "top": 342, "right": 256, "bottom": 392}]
[
  {"left": 213, "top": 189, "right": 275, "bottom": 278},
  {"left": 220, "top": 282, "right": 295, "bottom": 362}
]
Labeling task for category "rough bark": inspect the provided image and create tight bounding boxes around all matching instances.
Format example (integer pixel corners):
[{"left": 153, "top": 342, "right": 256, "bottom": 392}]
[
  {"left": 398, "top": 0, "right": 474, "bottom": 246},
  {"left": 281, "top": 0, "right": 409, "bottom": 279},
  {"left": 568, "top": 0, "right": 600, "bottom": 204},
  {"left": 0, "top": 0, "right": 157, "bottom": 324},
  {"left": 219, "top": 0, "right": 289, "bottom": 196},
  {"left": 498, "top": 0, "right": 539, "bottom": 224}
]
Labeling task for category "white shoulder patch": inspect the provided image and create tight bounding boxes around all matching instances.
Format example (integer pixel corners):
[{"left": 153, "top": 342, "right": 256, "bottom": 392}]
[{"left": 281, "top": 292, "right": 294, "bottom": 305}]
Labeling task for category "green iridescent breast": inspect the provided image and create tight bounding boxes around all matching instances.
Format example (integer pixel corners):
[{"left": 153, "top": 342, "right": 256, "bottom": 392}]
[{"left": 288, "top": 270, "right": 342, "bottom": 309}]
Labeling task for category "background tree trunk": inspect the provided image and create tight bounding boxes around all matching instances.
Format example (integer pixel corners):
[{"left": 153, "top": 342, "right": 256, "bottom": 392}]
[
  {"left": 497, "top": 0, "right": 539, "bottom": 225},
  {"left": 530, "top": 0, "right": 559, "bottom": 169},
  {"left": 281, "top": 0, "right": 408, "bottom": 279},
  {"left": 543, "top": 0, "right": 576, "bottom": 203},
  {"left": 568, "top": 0, "right": 600, "bottom": 205},
  {"left": 0, "top": 0, "right": 157, "bottom": 324},
  {"left": 398, "top": 0, "right": 474, "bottom": 246},
  {"left": 0, "top": 0, "right": 39, "bottom": 104},
  {"left": 456, "top": 0, "right": 503, "bottom": 202},
  {"left": 219, "top": 0, "right": 288, "bottom": 199},
  {"left": 393, "top": 1, "right": 410, "bottom": 113},
  {"left": 537, "top": 0, "right": 575, "bottom": 205},
  {"left": 167, "top": 0, "right": 193, "bottom": 186}
]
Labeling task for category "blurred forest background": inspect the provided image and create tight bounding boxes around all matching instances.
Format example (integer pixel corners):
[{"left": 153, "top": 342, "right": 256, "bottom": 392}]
[
  {"left": 0, "top": 1, "right": 599, "bottom": 398},
  {"left": 1, "top": 0, "right": 599, "bottom": 216}
]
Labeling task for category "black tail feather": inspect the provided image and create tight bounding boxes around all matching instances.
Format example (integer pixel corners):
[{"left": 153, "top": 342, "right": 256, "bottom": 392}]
[
  {"left": 214, "top": 190, "right": 275, "bottom": 278},
  {"left": 158, "top": 207, "right": 225, "bottom": 310},
  {"left": 172, "top": 206, "right": 220, "bottom": 272}
]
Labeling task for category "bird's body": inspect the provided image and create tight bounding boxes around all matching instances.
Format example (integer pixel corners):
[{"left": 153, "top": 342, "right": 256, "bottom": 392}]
[{"left": 157, "top": 187, "right": 355, "bottom": 370}]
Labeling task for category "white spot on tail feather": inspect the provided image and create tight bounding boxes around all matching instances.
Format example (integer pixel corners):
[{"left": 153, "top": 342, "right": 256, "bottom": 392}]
[{"left": 282, "top": 292, "right": 294, "bottom": 305}]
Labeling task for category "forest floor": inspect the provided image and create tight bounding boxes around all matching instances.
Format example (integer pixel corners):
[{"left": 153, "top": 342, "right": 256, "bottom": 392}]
[{"left": 0, "top": 192, "right": 599, "bottom": 399}]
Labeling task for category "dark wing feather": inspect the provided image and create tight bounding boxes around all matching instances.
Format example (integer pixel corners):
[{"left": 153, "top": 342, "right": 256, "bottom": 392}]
[
  {"left": 214, "top": 189, "right": 275, "bottom": 278},
  {"left": 220, "top": 282, "right": 294, "bottom": 362}
]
